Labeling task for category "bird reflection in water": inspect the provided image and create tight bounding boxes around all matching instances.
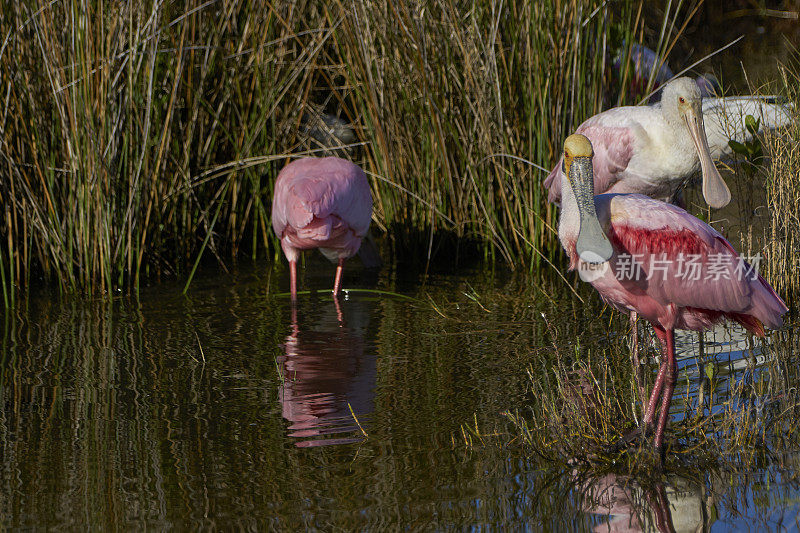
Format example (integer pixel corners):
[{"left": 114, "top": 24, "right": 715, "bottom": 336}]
[
  {"left": 579, "top": 472, "right": 714, "bottom": 533},
  {"left": 278, "top": 298, "right": 377, "bottom": 447}
]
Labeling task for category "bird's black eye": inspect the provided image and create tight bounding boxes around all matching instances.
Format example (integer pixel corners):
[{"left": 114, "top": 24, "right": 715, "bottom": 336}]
[{"left": 679, "top": 96, "right": 685, "bottom": 104}]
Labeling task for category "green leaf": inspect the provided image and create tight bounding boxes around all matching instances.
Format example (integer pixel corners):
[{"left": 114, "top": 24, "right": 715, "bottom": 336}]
[
  {"left": 745, "top": 114, "right": 760, "bottom": 136},
  {"left": 728, "top": 139, "right": 747, "bottom": 155}
]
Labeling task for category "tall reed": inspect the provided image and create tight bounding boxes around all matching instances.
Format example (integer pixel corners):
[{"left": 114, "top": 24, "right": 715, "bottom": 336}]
[
  {"left": 763, "top": 62, "right": 800, "bottom": 302},
  {"left": 0, "top": 0, "right": 684, "bottom": 300}
]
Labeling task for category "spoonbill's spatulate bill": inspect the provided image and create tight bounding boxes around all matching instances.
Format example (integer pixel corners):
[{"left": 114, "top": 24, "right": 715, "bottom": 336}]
[
  {"left": 546, "top": 78, "right": 733, "bottom": 208},
  {"left": 557, "top": 133, "right": 788, "bottom": 458},
  {"left": 271, "top": 157, "right": 375, "bottom": 300}
]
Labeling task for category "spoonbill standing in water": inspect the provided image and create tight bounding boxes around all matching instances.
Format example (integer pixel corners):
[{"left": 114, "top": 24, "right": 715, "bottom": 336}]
[
  {"left": 546, "top": 77, "right": 793, "bottom": 209},
  {"left": 558, "top": 134, "right": 787, "bottom": 458},
  {"left": 272, "top": 157, "right": 375, "bottom": 300}
]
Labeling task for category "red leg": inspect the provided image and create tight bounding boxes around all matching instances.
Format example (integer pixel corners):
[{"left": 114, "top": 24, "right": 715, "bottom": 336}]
[
  {"left": 333, "top": 257, "right": 345, "bottom": 296},
  {"left": 643, "top": 363, "right": 667, "bottom": 426},
  {"left": 289, "top": 260, "right": 297, "bottom": 301},
  {"left": 643, "top": 326, "right": 668, "bottom": 427},
  {"left": 654, "top": 327, "right": 676, "bottom": 455}
]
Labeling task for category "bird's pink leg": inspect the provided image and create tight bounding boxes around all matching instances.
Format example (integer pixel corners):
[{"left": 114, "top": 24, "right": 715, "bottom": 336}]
[
  {"left": 643, "top": 327, "right": 669, "bottom": 427},
  {"left": 333, "top": 257, "right": 345, "bottom": 297},
  {"left": 643, "top": 367, "right": 666, "bottom": 427},
  {"left": 289, "top": 260, "right": 298, "bottom": 301},
  {"left": 653, "top": 328, "right": 676, "bottom": 456}
]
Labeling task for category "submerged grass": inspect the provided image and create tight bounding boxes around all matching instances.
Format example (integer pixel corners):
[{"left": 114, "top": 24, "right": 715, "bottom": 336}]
[
  {"left": 505, "top": 320, "right": 800, "bottom": 479},
  {"left": 0, "top": 0, "right": 693, "bottom": 301}
]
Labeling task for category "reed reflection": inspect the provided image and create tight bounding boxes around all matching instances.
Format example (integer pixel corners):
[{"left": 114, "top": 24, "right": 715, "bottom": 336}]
[{"left": 279, "top": 298, "right": 377, "bottom": 447}]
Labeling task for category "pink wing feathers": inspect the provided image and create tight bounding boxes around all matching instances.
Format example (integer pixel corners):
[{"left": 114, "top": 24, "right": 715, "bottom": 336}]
[
  {"left": 272, "top": 157, "right": 372, "bottom": 242},
  {"left": 599, "top": 194, "right": 787, "bottom": 331},
  {"left": 545, "top": 113, "right": 636, "bottom": 203}
]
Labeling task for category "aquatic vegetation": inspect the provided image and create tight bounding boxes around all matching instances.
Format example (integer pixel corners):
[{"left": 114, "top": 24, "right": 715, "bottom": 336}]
[
  {"left": 763, "top": 62, "right": 800, "bottom": 301},
  {"left": 0, "top": 0, "right": 688, "bottom": 300},
  {"left": 0, "top": 255, "right": 798, "bottom": 527},
  {"left": 506, "top": 318, "right": 800, "bottom": 474}
]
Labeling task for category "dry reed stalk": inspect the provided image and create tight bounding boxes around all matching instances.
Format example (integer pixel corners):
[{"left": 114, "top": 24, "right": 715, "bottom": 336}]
[{"left": 763, "top": 66, "right": 800, "bottom": 301}]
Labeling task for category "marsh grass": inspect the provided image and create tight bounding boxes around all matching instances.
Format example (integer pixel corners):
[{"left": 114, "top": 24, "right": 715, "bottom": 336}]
[
  {"left": 1, "top": 0, "right": 696, "bottom": 301},
  {"left": 504, "top": 321, "right": 800, "bottom": 478},
  {"left": 0, "top": 1, "right": 339, "bottom": 301},
  {"left": 763, "top": 62, "right": 800, "bottom": 301}
]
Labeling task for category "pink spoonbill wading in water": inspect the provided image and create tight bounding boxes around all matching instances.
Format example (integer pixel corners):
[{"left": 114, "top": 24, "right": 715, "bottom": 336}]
[
  {"left": 272, "top": 156, "right": 376, "bottom": 300},
  {"left": 557, "top": 134, "right": 788, "bottom": 460}
]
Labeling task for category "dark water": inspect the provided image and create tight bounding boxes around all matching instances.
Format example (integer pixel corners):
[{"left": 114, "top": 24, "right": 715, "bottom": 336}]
[
  {"left": 3, "top": 15, "right": 799, "bottom": 531},
  {"left": 1, "top": 255, "right": 798, "bottom": 530}
]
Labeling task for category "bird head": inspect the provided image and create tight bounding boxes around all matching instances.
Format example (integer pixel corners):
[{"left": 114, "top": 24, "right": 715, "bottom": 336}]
[
  {"left": 662, "top": 77, "right": 731, "bottom": 209},
  {"left": 563, "top": 134, "right": 613, "bottom": 264}
]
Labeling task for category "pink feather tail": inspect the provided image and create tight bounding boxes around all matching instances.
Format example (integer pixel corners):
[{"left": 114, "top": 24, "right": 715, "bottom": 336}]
[
  {"left": 296, "top": 217, "right": 333, "bottom": 240},
  {"left": 748, "top": 274, "right": 789, "bottom": 331}
]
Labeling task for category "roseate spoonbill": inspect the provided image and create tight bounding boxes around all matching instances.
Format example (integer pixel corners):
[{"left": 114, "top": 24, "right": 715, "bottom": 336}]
[
  {"left": 271, "top": 156, "right": 376, "bottom": 300},
  {"left": 546, "top": 77, "right": 732, "bottom": 209},
  {"left": 546, "top": 77, "right": 794, "bottom": 209},
  {"left": 558, "top": 134, "right": 787, "bottom": 458}
]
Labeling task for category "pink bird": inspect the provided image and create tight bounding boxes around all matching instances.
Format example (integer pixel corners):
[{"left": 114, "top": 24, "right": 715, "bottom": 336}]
[
  {"left": 545, "top": 77, "right": 793, "bottom": 210},
  {"left": 545, "top": 77, "right": 731, "bottom": 209},
  {"left": 558, "top": 134, "right": 787, "bottom": 458},
  {"left": 271, "top": 156, "right": 375, "bottom": 300}
]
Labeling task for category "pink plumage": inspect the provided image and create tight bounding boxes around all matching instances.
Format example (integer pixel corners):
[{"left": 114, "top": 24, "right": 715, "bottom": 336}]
[
  {"left": 558, "top": 132, "right": 785, "bottom": 458},
  {"left": 562, "top": 191, "right": 787, "bottom": 455},
  {"left": 545, "top": 120, "right": 636, "bottom": 204},
  {"left": 566, "top": 194, "right": 788, "bottom": 336},
  {"left": 546, "top": 78, "right": 733, "bottom": 209},
  {"left": 272, "top": 156, "right": 373, "bottom": 299}
]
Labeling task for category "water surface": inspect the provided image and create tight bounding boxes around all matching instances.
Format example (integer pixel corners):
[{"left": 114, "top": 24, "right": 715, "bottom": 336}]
[{"left": 1, "top": 256, "right": 798, "bottom": 530}]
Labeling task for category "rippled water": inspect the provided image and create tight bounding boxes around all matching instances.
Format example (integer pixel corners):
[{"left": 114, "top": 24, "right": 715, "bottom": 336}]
[
  {"left": 1, "top": 255, "right": 798, "bottom": 530},
  {"left": 3, "top": 20, "right": 799, "bottom": 529}
]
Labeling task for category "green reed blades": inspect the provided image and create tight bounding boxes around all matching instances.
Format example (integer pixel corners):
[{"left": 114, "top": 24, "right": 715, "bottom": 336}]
[
  {"left": 0, "top": 1, "right": 688, "bottom": 299},
  {"left": 0, "top": 0, "right": 331, "bottom": 297}
]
